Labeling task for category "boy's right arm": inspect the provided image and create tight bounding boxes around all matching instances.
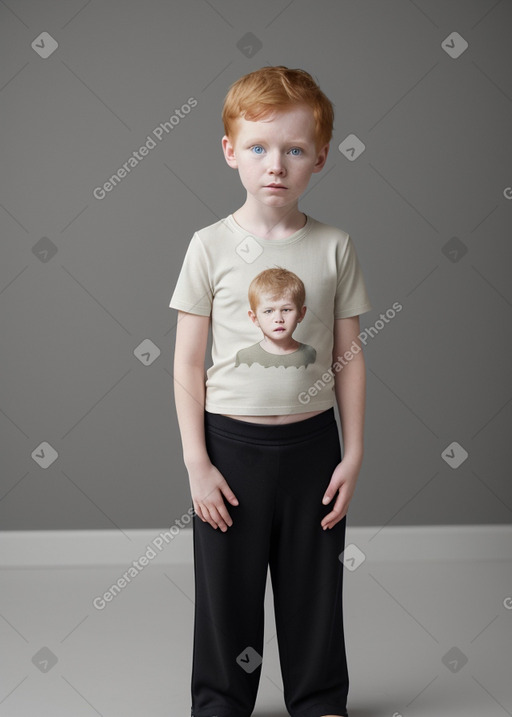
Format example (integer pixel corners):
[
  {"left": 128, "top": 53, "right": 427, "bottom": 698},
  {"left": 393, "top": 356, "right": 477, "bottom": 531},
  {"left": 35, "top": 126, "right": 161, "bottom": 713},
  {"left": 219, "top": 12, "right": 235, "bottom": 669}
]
[
  {"left": 173, "top": 310, "right": 239, "bottom": 531},
  {"left": 173, "top": 310, "right": 211, "bottom": 467}
]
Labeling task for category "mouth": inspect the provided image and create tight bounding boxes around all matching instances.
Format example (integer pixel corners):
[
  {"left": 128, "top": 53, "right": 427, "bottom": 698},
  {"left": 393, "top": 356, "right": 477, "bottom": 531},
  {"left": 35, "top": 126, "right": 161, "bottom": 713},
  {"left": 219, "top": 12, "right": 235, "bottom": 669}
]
[
  {"left": 273, "top": 327, "right": 285, "bottom": 332},
  {"left": 265, "top": 184, "right": 287, "bottom": 189}
]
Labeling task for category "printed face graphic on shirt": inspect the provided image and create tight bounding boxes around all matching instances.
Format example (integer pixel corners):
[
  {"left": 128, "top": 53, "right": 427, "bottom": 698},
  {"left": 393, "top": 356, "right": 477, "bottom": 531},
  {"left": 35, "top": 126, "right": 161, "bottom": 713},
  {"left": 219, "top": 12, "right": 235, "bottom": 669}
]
[
  {"left": 235, "top": 289, "right": 317, "bottom": 369},
  {"left": 251, "top": 292, "right": 305, "bottom": 344}
]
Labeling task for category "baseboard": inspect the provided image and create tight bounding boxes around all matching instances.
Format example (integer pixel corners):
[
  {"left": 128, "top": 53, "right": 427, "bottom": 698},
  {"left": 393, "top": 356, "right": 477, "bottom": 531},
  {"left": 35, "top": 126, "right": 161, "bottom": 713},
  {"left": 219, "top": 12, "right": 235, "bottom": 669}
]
[{"left": 0, "top": 525, "right": 510, "bottom": 568}]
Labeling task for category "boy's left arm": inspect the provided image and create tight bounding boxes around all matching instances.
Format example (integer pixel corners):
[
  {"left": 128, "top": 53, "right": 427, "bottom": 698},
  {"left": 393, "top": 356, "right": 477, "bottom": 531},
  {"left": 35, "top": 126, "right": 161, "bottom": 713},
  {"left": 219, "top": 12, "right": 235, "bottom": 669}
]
[{"left": 321, "top": 316, "right": 367, "bottom": 530}]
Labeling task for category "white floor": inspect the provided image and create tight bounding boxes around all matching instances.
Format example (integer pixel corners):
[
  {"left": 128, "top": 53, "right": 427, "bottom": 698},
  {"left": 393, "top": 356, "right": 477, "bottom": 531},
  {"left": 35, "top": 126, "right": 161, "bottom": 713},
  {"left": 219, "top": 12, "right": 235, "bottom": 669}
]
[{"left": 0, "top": 526, "right": 511, "bottom": 717}]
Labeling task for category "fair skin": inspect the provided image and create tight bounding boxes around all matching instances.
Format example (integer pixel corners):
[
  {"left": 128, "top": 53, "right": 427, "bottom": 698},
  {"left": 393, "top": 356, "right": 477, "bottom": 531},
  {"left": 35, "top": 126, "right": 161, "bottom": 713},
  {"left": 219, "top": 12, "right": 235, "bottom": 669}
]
[
  {"left": 248, "top": 291, "right": 307, "bottom": 354},
  {"left": 173, "top": 104, "right": 366, "bottom": 716},
  {"left": 173, "top": 102, "right": 366, "bottom": 522},
  {"left": 221, "top": 103, "right": 327, "bottom": 423},
  {"left": 174, "top": 311, "right": 365, "bottom": 533},
  {"left": 222, "top": 104, "right": 327, "bottom": 241}
]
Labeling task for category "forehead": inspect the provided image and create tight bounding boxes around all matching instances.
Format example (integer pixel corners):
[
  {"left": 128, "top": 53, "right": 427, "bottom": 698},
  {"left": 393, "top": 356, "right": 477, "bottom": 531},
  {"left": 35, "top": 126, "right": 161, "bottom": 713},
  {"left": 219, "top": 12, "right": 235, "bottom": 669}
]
[
  {"left": 233, "top": 104, "right": 316, "bottom": 143},
  {"left": 258, "top": 291, "right": 296, "bottom": 306}
]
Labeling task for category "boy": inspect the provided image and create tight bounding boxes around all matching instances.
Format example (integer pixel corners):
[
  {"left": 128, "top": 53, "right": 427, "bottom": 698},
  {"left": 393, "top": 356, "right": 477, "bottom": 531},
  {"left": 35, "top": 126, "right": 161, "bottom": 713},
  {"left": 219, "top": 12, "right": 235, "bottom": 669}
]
[
  {"left": 169, "top": 66, "right": 372, "bottom": 717},
  {"left": 235, "top": 267, "right": 316, "bottom": 369}
]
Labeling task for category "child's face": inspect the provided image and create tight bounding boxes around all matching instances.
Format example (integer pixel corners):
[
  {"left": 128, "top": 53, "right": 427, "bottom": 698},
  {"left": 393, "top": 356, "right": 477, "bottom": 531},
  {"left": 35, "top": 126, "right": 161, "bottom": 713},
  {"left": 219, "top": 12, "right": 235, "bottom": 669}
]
[
  {"left": 222, "top": 105, "right": 328, "bottom": 210},
  {"left": 249, "top": 292, "right": 307, "bottom": 341}
]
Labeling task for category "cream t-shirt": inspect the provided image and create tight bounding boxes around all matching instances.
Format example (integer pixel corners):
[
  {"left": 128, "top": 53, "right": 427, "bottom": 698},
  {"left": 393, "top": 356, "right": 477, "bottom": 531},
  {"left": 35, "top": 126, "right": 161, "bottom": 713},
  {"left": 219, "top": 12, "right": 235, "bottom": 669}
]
[{"left": 169, "top": 214, "right": 372, "bottom": 415}]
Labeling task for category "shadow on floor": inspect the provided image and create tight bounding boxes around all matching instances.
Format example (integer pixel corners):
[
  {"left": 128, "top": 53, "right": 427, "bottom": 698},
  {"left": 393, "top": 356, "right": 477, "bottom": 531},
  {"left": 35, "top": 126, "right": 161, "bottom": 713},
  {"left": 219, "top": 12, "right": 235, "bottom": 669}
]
[{"left": 254, "top": 706, "right": 393, "bottom": 717}]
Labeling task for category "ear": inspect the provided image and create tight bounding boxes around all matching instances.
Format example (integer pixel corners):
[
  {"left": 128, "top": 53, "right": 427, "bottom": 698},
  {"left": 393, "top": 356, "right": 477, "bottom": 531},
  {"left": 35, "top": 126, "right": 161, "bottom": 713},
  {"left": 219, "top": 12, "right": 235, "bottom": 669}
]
[
  {"left": 312, "top": 143, "right": 329, "bottom": 174},
  {"left": 248, "top": 309, "right": 260, "bottom": 327},
  {"left": 297, "top": 306, "right": 307, "bottom": 322},
  {"left": 222, "top": 135, "right": 238, "bottom": 169}
]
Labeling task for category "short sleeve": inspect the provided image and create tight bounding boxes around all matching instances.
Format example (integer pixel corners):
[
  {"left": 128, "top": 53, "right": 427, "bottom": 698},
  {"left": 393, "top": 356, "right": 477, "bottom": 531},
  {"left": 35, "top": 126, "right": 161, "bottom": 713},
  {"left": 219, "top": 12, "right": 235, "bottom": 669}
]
[
  {"left": 334, "top": 235, "right": 372, "bottom": 319},
  {"left": 168, "top": 233, "right": 212, "bottom": 316}
]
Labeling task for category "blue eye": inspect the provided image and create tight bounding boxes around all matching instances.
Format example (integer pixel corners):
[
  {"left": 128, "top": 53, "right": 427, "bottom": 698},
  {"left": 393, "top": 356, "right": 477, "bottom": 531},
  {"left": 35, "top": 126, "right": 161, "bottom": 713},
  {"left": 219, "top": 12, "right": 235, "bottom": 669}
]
[
  {"left": 290, "top": 148, "right": 302, "bottom": 156},
  {"left": 251, "top": 145, "right": 264, "bottom": 154}
]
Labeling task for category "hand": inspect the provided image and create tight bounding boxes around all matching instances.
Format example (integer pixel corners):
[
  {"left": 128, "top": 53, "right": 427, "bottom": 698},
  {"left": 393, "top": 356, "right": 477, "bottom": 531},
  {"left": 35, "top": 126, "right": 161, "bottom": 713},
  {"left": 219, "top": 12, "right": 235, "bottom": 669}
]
[
  {"left": 320, "top": 455, "right": 362, "bottom": 530},
  {"left": 187, "top": 460, "right": 239, "bottom": 532}
]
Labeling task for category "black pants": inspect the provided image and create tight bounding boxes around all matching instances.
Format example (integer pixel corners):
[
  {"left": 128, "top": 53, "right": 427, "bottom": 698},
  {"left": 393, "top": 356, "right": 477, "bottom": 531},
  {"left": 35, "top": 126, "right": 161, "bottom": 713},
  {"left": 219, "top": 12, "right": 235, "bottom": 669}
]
[{"left": 191, "top": 408, "right": 349, "bottom": 717}]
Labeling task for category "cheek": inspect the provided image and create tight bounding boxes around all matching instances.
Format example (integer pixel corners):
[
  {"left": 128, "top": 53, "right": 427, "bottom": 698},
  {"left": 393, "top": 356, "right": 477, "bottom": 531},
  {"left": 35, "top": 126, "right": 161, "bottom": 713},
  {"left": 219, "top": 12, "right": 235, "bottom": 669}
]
[
  {"left": 298, "top": 164, "right": 313, "bottom": 180},
  {"left": 296, "top": 158, "right": 315, "bottom": 174},
  {"left": 239, "top": 163, "right": 259, "bottom": 182}
]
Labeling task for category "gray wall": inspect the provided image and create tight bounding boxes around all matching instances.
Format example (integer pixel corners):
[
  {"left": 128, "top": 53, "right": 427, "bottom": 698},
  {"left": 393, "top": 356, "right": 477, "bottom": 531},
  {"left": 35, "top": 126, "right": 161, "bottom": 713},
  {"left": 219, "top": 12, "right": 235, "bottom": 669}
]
[{"left": 1, "top": 0, "right": 511, "bottom": 530}]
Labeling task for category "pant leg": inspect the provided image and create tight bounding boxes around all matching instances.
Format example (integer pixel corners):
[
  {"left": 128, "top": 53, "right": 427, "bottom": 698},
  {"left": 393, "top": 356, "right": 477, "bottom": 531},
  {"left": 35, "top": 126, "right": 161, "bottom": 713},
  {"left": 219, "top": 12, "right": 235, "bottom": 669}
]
[
  {"left": 269, "top": 417, "right": 349, "bottom": 717},
  {"left": 191, "top": 419, "right": 277, "bottom": 717}
]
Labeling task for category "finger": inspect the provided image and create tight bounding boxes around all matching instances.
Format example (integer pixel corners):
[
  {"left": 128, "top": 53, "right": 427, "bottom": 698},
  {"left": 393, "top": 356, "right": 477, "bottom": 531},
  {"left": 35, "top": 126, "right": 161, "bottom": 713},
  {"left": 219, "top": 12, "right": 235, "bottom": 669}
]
[
  {"left": 323, "top": 515, "right": 342, "bottom": 530},
  {"left": 321, "top": 482, "right": 339, "bottom": 505},
  {"left": 326, "top": 508, "right": 348, "bottom": 529},
  {"left": 193, "top": 502, "right": 206, "bottom": 522},
  {"left": 207, "top": 504, "right": 230, "bottom": 532},
  {"left": 203, "top": 512, "right": 219, "bottom": 530},
  {"left": 198, "top": 502, "right": 217, "bottom": 527},
  {"left": 194, "top": 496, "right": 212, "bottom": 523},
  {"left": 321, "top": 495, "right": 347, "bottom": 529},
  {"left": 221, "top": 484, "right": 239, "bottom": 506},
  {"left": 216, "top": 503, "right": 234, "bottom": 529},
  {"left": 322, "top": 511, "right": 346, "bottom": 530}
]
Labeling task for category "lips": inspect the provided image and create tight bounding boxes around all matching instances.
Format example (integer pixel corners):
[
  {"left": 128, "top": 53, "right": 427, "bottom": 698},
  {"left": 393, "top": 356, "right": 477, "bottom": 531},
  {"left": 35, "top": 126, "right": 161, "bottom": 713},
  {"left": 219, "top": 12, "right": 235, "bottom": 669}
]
[
  {"left": 274, "top": 327, "right": 285, "bottom": 331},
  {"left": 266, "top": 184, "right": 286, "bottom": 188}
]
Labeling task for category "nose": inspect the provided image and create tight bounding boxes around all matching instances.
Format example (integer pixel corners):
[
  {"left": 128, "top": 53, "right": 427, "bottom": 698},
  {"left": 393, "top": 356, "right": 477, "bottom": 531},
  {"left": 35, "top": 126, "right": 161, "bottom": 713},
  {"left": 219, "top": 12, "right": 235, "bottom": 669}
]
[{"left": 267, "top": 150, "right": 285, "bottom": 175}]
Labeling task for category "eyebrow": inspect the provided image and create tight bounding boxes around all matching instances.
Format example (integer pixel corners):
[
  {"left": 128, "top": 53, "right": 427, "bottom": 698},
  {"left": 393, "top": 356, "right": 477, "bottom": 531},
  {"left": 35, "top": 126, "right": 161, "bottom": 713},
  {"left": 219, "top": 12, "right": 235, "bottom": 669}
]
[
  {"left": 244, "top": 138, "right": 308, "bottom": 145},
  {"left": 261, "top": 302, "right": 295, "bottom": 309}
]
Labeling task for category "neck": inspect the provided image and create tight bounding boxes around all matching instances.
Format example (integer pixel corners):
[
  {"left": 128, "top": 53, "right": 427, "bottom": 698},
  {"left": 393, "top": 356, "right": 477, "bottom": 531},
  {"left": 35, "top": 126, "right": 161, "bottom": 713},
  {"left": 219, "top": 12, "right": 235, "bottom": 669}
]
[{"left": 233, "top": 200, "right": 306, "bottom": 239}]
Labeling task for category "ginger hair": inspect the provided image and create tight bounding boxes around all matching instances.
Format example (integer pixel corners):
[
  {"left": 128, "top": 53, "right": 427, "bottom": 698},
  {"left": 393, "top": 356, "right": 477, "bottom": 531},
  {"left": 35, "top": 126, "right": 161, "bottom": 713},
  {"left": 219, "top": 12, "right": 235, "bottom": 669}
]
[
  {"left": 248, "top": 267, "right": 306, "bottom": 313},
  {"left": 222, "top": 66, "right": 334, "bottom": 151}
]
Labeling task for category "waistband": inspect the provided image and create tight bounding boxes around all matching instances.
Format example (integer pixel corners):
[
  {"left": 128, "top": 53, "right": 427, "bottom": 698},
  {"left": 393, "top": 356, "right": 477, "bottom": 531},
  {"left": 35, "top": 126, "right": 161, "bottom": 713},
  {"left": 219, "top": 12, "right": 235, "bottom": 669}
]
[{"left": 204, "top": 408, "right": 336, "bottom": 444}]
